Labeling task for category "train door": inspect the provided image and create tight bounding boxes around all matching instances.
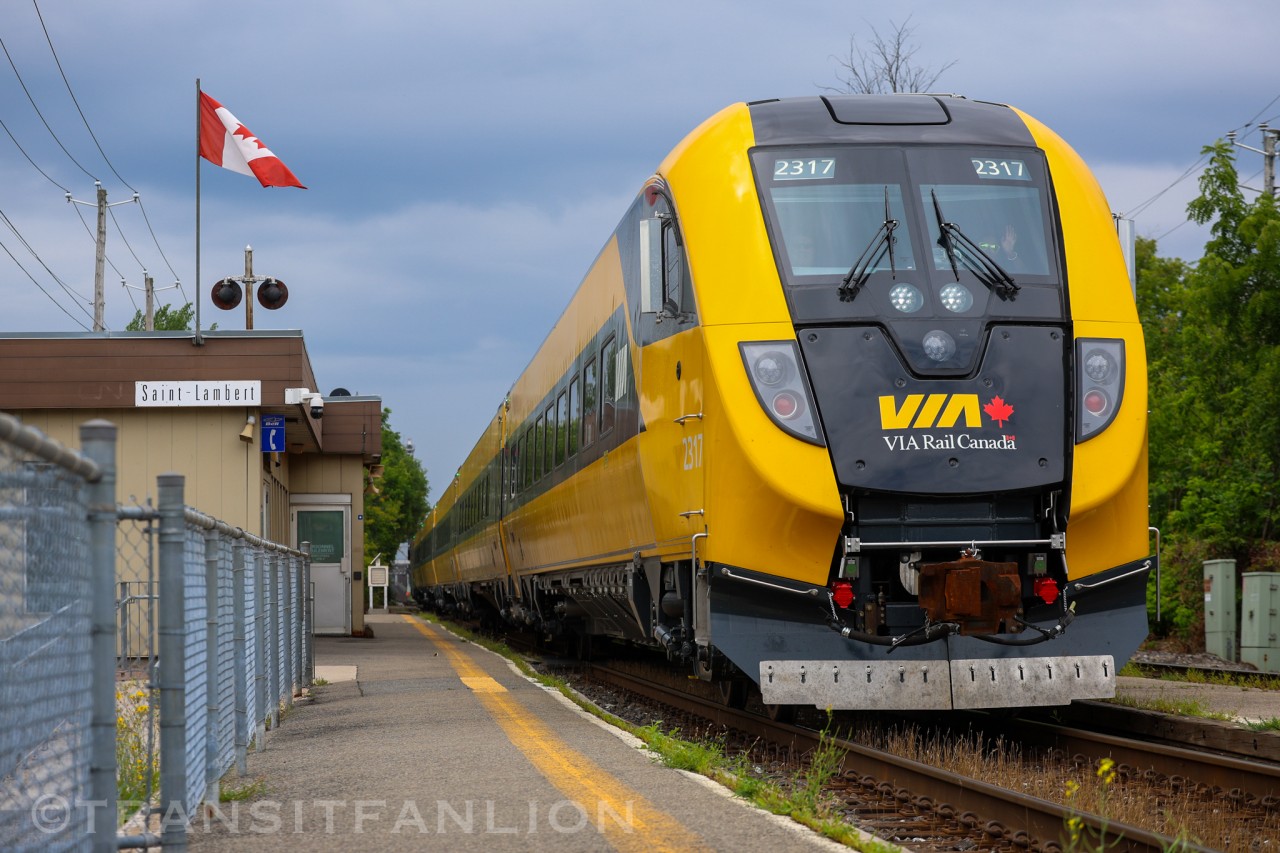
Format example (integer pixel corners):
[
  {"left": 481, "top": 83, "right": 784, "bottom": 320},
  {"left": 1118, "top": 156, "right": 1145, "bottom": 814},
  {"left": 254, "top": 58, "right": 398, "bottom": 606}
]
[{"left": 639, "top": 205, "right": 708, "bottom": 656}]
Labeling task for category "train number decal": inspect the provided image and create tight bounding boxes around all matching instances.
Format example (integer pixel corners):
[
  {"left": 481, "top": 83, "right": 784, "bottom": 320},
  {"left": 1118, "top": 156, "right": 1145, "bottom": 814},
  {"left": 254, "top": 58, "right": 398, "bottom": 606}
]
[{"left": 682, "top": 433, "right": 703, "bottom": 470}]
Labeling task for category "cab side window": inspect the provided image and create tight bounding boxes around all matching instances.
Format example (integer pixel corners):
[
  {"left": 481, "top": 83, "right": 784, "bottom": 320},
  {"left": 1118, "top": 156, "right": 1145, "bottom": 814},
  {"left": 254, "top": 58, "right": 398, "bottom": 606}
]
[
  {"left": 582, "top": 358, "right": 598, "bottom": 447},
  {"left": 600, "top": 336, "right": 617, "bottom": 435}
]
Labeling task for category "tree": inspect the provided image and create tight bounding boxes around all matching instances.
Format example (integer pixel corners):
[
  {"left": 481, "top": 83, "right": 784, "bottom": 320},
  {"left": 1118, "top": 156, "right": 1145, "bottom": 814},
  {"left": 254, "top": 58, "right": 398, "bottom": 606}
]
[
  {"left": 1140, "top": 141, "right": 1280, "bottom": 641},
  {"left": 827, "top": 16, "right": 957, "bottom": 95},
  {"left": 363, "top": 408, "right": 430, "bottom": 565},
  {"left": 124, "top": 302, "right": 215, "bottom": 331}
]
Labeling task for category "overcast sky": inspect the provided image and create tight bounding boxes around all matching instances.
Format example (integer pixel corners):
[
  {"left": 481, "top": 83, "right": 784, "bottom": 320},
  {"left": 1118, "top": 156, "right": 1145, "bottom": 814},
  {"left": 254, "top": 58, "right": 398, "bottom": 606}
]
[{"left": 1, "top": 0, "right": 1276, "bottom": 498}]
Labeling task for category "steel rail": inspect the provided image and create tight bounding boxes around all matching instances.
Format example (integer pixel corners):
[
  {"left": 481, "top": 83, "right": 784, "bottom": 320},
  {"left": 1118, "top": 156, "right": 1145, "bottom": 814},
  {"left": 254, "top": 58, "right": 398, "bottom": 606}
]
[
  {"left": 585, "top": 663, "right": 1211, "bottom": 853},
  {"left": 993, "top": 716, "right": 1280, "bottom": 801}
]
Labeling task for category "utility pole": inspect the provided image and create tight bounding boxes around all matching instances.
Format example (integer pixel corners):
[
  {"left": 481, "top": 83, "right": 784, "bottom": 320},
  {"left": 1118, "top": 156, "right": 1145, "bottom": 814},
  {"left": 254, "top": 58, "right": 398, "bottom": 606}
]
[
  {"left": 1227, "top": 124, "right": 1278, "bottom": 197},
  {"left": 66, "top": 182, "right": 138, "bottom": 331},
  {"left": 1265, "top": 124, "right": 1276, "bottom": 198},
  {"left": 244, "top": 246, "right": 254, "bottom": 330},
  {"left": 145, "top": 273, "right": 155, "bottom": 331}
]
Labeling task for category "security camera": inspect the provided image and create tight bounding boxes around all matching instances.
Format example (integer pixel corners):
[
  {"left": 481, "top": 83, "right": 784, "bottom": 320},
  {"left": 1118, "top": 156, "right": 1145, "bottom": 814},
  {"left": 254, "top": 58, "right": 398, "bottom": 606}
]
[{"left": 308, "top": 394, "right": 325, "bottom": 419}]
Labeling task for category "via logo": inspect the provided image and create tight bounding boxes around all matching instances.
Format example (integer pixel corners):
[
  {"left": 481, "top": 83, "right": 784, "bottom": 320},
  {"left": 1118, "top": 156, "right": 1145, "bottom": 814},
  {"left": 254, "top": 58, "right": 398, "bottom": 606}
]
[{"left": 878, "top": 394, "right": 1014, "bottom": 430}]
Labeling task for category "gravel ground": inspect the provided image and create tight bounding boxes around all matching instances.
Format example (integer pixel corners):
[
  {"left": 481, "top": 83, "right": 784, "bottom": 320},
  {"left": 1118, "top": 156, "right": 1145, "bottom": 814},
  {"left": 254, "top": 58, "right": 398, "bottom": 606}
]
[{"left": 1128, "top": 648, "right": 1257, "bottom": 669}]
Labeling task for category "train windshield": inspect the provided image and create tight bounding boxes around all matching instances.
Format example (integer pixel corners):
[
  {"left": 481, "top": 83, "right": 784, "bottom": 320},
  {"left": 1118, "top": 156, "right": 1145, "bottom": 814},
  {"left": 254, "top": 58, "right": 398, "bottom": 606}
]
[{"left": 754, "top": 146, "right": 1059, "bottom": 296}]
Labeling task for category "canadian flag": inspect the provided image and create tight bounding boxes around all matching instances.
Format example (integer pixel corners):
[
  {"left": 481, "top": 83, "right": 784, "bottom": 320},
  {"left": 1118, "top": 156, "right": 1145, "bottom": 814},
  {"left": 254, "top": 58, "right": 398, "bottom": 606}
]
[{"left": 198, "top": 92, "right": 305, "bottom": 189}]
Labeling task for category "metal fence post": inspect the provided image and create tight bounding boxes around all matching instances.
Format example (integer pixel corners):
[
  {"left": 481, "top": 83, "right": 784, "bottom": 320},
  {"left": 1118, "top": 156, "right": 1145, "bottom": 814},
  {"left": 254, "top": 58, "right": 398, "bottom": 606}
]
[
  {"left": 302, "top": 542, "right": 312, "bottom": 686},
  {"left": 82, "top": 421, "right": 117, "bottom": 853},
  {"left": 269, "top": 552, "right": 281, "bottom": 731},
  {"left": 157, "top": 473, "right": 188, "bottom": 852},
  {"left": 254, "top": 548, "right": 268, "bottom": 752},
  {"left": 293, "top": 551, "right": 304, "bottom": 691},
  {"left": 283, "top": 553, "right": 295, "bottom": 708},
  {"left": 232, "top": 539, "right": 248, "bottom": 776},
  {"left": 204, "top": 530, "right": 221, "bottom": 805}
]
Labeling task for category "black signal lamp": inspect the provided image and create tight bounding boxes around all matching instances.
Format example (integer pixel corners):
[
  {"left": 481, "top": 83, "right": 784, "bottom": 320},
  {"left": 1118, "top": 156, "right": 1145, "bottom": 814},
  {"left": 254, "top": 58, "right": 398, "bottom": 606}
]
[
  {"left": 257, "top": 277, "right": 289, "bottom": 310},
  {"left": 211, "top": 278, "right": 243, "bottom": 310}
]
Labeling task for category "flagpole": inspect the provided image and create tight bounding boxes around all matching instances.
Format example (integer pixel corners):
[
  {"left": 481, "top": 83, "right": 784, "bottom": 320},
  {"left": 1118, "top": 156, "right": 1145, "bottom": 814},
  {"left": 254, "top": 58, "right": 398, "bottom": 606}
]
[{"left": 194, "top": 78, "right": 204, "bottom": 346}]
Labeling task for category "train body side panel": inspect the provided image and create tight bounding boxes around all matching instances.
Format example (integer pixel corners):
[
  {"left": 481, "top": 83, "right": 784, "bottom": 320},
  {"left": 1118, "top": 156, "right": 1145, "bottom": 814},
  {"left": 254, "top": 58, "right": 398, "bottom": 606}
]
[
  {"left": 659, "top": 103, "right": 843, "bottom": 586},
  {"left": 634, "top": 324, "right": 709, "bottom": 561},
  {"left": 700, "top": 323, "right": 842, "bottom": 588},
  {"left": 503, "top": 238, "right": 657, "bottom": 575},
  {"left": 453, "top": 409, "right": 505, "bottom": 584}
]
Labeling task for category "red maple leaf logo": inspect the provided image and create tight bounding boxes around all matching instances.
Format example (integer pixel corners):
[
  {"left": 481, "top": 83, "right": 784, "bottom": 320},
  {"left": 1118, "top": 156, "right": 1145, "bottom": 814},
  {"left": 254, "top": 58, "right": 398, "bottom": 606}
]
[{"left": 983, "top": 395, "right": 1014, "bottom": 427}]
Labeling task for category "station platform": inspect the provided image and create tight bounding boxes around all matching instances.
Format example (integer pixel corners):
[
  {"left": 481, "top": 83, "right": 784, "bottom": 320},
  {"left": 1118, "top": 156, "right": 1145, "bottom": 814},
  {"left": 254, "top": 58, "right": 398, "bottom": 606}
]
[
  {"left": 1115, "top": 675, "right": 1280, "bottom": 725},
  {"left": 185, "top": 613, "right": 852, "bottom": 852}
]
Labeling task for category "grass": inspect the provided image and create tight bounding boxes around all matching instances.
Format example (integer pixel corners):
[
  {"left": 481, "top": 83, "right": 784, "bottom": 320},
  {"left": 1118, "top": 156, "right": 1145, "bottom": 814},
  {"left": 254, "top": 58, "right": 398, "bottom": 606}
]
[
  {"left": 220, "top": 776, "right": 268, "bottom": 802},
  {"left": 1246, "top": 717, "right": 1280, "bottom": 732},
  {"left": 1104, "top": 694, "right": 1236, "bottom": 721},
  {"left": 1121, "top": 661, "right": 1276, "bottom": 691}
]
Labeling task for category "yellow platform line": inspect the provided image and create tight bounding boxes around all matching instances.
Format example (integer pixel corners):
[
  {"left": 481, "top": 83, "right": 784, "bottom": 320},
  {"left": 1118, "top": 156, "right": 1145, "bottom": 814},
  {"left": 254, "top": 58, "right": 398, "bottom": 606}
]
[{"left": 403, "top": 615, "right": 708, "bottom": 852}]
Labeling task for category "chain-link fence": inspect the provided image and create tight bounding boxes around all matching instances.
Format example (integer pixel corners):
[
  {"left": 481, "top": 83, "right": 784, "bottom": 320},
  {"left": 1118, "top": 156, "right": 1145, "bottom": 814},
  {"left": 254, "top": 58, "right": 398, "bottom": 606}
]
[
  {"left": 0, "top": 414, "right": 312, "bottom": 852},
  {"left": 0, "top": 415, "right": 103, "bottom": 853}
]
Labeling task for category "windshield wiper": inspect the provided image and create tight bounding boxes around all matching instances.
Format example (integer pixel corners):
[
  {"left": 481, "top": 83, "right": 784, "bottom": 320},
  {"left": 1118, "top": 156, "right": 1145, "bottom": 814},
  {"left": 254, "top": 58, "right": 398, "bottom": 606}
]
[
  {"left": 839, "top": 187, "right": 898, "bottom": 300},
  {"left": 929, "top": 190, "right": 1020, "bottom": 299}
]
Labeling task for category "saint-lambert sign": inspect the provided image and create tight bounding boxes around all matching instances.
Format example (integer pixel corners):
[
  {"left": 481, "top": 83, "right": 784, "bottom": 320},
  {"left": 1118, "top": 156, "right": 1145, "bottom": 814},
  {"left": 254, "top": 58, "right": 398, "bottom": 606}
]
[{"left": 135, "top": 380, "right": 261, "bottom": 407}]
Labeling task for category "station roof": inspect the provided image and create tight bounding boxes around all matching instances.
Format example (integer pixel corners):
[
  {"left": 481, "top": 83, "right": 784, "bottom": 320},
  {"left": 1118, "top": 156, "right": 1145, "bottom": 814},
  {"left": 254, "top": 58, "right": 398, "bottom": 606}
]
[{"left": 0, "top": 330, "right": 381, "bottom": 461}]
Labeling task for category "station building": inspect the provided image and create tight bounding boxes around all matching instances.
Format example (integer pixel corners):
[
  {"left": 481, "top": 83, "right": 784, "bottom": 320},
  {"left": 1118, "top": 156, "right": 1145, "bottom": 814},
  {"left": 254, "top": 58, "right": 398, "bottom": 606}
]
[{"left": 0, "top": 329, "right": 381, "bottom": 636}]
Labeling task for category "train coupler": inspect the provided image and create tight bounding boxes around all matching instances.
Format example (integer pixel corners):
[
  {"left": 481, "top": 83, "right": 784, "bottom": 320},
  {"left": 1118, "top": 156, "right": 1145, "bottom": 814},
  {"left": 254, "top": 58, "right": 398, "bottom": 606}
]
[{"left": 917, "top": 554, "right": 1021, "bottom": 635}]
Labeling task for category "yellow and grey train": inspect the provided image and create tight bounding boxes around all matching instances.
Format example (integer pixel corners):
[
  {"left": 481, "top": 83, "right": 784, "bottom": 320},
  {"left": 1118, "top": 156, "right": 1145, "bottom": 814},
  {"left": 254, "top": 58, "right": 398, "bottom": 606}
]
[{"left": 411, "top": 94, "right": 1151, "bottom": 712}]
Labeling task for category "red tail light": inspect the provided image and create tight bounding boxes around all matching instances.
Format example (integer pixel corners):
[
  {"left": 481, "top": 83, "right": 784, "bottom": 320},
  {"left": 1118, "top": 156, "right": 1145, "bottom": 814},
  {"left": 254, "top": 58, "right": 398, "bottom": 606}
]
[
  {"left": 831, "top": 580, "right": 855, "bottom": 609},
  {"left": 1033, "top": 577, "right": 1059, "bottom": 606}
]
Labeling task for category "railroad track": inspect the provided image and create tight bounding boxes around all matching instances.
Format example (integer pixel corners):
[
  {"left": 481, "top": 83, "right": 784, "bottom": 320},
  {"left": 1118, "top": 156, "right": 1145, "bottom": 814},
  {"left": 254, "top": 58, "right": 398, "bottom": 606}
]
[
  {"left": 1128, "top": 660, "right": 1280, "bottom": 689},
  {"left": 578, "top": 661, "right": 1277, "bottom": 852}
]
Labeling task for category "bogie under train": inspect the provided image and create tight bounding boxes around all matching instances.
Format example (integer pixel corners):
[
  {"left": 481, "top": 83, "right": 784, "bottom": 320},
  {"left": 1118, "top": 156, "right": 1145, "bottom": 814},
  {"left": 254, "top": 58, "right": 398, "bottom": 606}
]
[{"left": 412, "top": 94, "right": 1151, "bottom": 712}]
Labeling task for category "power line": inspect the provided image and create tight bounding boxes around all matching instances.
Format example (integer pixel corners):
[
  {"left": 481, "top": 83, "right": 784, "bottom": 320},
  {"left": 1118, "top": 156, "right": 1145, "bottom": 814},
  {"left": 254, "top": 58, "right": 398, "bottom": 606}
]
[
  {"left": 0, "top": 32, "right": 97, "bottom": 182},
  {"left": 7, "top": 3, "right": 189, "bottom": 320},
  {"left": 31, "top": 0, "right": 134, "bottom": 193},
  {"left": 0, "top": 237, "right": 92, "bottom": 330},
  {"left": 1123, "top": 94, "right": 1280, "bottom": 221},
  {"left": 136, "top": 199, "right": 186, "bottom": 300},
  {"left": 1233, "top": 93, "right": 1280, "bottom": 135},
  {"left": 0, "top": 115, "right": 69, "bottom": 193},
  {"left": 1123, "top": 154, "right": 1208, "bottom": 219},
  {"left": 0, "top": 206, "right": 96, "bottom": 325}
]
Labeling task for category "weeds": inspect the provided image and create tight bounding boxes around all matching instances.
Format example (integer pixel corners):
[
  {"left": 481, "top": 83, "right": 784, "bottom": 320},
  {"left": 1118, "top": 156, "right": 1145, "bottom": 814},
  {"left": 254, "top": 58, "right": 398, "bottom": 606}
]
[
  {"left": 220, "top": 777, "right": 268, "bottom": 802},
  {"left": 116, "top": 686, "right": 160, "bottom": 825},
  {"left": 635, "top": 722, "right": 724, "bottom": 774},
  {"left": 795, "top": 711, "right": 843, "bottom": 816},
  {"left": 1061, "top": 757, "right": 1118, "bottom": 852},
  {"left": 1104, "top": 694, "right": 1235, "bottom": 721},
  {"left": 1246, "top": 717, "right": 1280, "bottom": 732}
]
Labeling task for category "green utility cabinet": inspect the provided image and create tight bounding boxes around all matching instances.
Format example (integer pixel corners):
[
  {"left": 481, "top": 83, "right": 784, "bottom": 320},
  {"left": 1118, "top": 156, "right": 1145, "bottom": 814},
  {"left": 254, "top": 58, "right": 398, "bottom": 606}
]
[
  {"left": 1203, "top": 559, "right": 1237, "bottom": 661},
  {"left": 1241, "top": 572, "right": 1280, "bottom": 673}
]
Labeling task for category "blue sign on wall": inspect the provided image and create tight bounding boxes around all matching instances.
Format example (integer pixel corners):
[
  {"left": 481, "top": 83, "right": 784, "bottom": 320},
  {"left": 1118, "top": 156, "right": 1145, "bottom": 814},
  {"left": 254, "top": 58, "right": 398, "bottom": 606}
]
[{"left": 261, "top": 414, "right": 285, "bottom": 453}]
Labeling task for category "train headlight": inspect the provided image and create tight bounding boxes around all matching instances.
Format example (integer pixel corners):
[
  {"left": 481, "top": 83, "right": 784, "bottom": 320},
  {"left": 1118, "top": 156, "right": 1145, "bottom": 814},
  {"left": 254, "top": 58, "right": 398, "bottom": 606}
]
[
  {"left": 939, "top": 283, "right": 973, "bottom": 313},
  {"left": 1083, "top": 349, "right": 1116, "bottom": 383},
  {"left": 922, "top": 329, "right": 956, "bottom": 362},
  {"left": 889, "top": 283, "right": 924, "bottom": 314},
  {"left": 753, "top": 352, "right": 788, "bottom": 386},
  {"left": 1076, "top": 338, "right": 1125, "bottom": 441},
  {"left": 741, "top": 341, "right": 825, "bottom": 446}
]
